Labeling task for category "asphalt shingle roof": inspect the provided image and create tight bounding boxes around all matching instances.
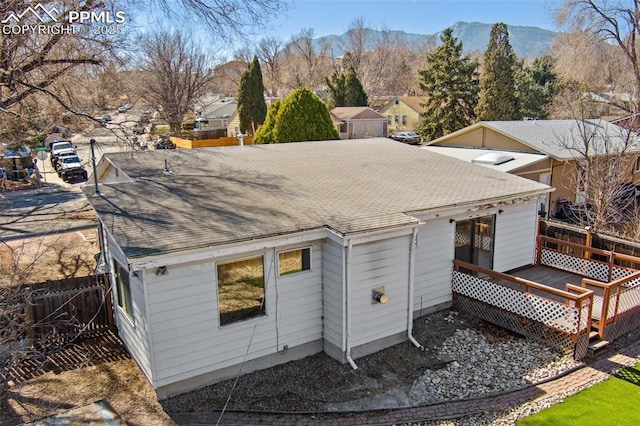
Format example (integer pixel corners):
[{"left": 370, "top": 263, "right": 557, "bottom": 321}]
[
  {"left": 84, "top": 138, "right": 550, "bottom": 259},
  {"left": 480, "top": 120, "right": 639, "bottom": 160}
]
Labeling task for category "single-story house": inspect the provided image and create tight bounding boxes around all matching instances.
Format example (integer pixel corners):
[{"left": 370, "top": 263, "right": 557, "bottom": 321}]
[
  {"left": 379, "top": 96, "right": 426, "bottom": 134},
  {"left": 424, "top": 119, "right": 640, "bottom": 217},
  {"left": 84, "top": 138, "right": 551, "bottom": 399},
  {"left": 331, "top": 107, "right": 387, "bottom": 139}
]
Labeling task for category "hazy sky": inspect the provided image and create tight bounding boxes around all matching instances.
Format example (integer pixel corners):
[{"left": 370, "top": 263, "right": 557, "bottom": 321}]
[{"left": 270, "top": 0, "right": 559, "bottom": 40}]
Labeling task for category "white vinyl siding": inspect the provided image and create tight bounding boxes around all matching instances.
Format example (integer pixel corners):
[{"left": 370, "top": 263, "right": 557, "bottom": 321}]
[
  {"left": 107, "top": 241, "right": 152, "bottom": 381},
  {"left": 493, "top": 201, "right": 538, "bottom": 272},
  {"left": 349, "top": 235, "right": 410, "bottom": 348},
  {"left": 322, "top": 238, "right": 345, "bottom": 351},
  {"left": 413, "top": 218, "right": 456, "bottom": 313},
  {"left": 146, "top": 242, "right": 323, "bottom": 388}
]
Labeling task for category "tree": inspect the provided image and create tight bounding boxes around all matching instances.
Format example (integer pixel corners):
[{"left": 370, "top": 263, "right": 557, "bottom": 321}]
[
  {"left": 475, "top": 23, "right": 519, "bottom": 121},
  {"left": 256, "top": 36, "right": 284, "bottom": 96},
  {"left": 0, "top": 0, "right": 120, "bottom": 135},
  {"left": 326, "top": 66, "right": 368, "bottom": 109},
  {"left": 0, "top": 0, "right": 285, "bottom": 138},
  {"left": 515, "top": 55, "right": 557, "bottom": 119},
  {"left": 282, "top": 28, "right": 333, "bottom": 90},
  {"left": 556, "top": 0, "right": 640, "bottom": 113},
  {"left": 237, "top": 56, "right": 267, "bottom": 134},
  {"left": 556, "top": 117, "right": 638, "bottom": 233},
  {"left": 154, "top": 0, "right": 286, "bottom": 38},
  {"left": 254, "top": 88, "right": 339, "bottom": 143},
  {"left": 139, "top": 31, "right": 212, "bottom": 134},
  {"left": 417, "top": 28, "right": 479, "bottom": 141}
]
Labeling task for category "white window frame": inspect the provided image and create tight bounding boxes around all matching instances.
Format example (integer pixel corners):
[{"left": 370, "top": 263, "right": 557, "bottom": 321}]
[
  {"left": 277, "top": 247, "right": 312, "bottom": 277},
  {"left": 216, "top": 254, "right": 266, "bottom": 326},
  {"left": 113, "top": 260, "right": 134, "bottom": 324}
]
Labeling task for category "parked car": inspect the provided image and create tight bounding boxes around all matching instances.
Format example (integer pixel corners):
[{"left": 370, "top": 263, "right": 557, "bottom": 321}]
[
  {"left": 56, "top": 155, "right": 87, "bottom": 182},
  {"left": 99, "top": 114, "right": 112, "bottom": 123},
  {"left": 391, "top": 131, "right": 422, "bottom": 145},
  {"left": 154, "top": 137, "right": 176, "bottom": 150},
  {"left": 49, "top": 140, "right": 75, "bottom": 166},
  {"left": 132, "top": 122, "right": 146, "bottom": 135},
  {"left": 139, "top": 111, "right": 151, "bottom": 124}
]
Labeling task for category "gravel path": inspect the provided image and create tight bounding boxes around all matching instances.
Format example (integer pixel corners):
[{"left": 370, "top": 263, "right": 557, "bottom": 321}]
[{"left": 162, "top": 309, "right": 585, "bottom": 416}]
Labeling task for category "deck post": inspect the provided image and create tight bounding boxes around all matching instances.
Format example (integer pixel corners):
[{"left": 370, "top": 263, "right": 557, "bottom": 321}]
[
  {"left": 584, "top": 227, "right": 592, "bottom": 259},
  {"left": 536, "top": 235, "right": 542, "bottom": 265}
]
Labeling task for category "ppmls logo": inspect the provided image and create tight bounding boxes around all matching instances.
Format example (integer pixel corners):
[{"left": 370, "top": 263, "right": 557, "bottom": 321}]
[
  {"left": 2, "top": 3, "right": 126, "bottom": 35},
  {"left": 1, "top": 4, "right": 59, "bottom": 24}
]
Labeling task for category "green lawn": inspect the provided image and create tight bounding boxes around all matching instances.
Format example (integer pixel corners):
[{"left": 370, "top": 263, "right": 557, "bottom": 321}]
[{"left": 517, "top": 363, "right": 640, "bottom": 425}]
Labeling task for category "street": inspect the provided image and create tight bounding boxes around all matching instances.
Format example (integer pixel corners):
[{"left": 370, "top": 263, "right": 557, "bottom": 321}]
[{"left": 0, "top": 117, "right": 139, "bottom": 241}]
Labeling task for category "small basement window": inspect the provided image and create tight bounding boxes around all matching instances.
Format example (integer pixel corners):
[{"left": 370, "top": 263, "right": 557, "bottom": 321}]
[
  {"left": 278, "top": 248, "right": 311, "bottom": 276},
  {"left": 217, "top": 256, "right": 265, "bottom": 326}
]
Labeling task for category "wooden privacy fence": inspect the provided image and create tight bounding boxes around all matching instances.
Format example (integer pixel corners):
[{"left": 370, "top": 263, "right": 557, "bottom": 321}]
[
  {"left": 26, "top": 274, "right": 114, "bottom": 344},
  {"left": 541, "top": 219, "right": 640, "bottom": 267}
]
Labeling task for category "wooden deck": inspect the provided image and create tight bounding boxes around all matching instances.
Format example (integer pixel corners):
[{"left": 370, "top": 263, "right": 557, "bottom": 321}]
[
  {"left": 508, "top": 265, "right": 584, "bottom": 291},
  {"left": 488, "top": 265, "right": 589, "bottom": 303}
]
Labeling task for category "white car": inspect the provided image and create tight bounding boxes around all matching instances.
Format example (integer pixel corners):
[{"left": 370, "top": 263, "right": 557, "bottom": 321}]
[{"left": 391, "top": 131, "right": 422, "bottom": 145}]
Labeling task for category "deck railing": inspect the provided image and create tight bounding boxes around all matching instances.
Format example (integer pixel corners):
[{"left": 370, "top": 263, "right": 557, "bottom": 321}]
[
  {"left": 536, "top": 235, "right": 640, "bottom": 341},
  {"left": 452, "top": 260, "right": 593, "bottom": 341},
  {"left": 537, "top": 235, "right": 638, "bottom": 282}
]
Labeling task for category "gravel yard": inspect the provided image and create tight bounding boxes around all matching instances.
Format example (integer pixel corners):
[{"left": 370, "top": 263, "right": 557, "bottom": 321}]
[{"left": 161, "top": 309, "right": 579, "bottom": 414}]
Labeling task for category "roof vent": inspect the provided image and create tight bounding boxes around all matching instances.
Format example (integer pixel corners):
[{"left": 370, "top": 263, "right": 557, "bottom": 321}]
[{"left": 472, "top": 151, "right": 515, "bottom": 166}]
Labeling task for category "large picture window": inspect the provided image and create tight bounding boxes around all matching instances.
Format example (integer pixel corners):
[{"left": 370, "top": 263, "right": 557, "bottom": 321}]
[
  {"left": 217, "top": 256, "right": 265, "bottom": 326},
  {"left": 114, "top": 261, "right": 133, "bottom": 321},
  {"left": 278, "top": 247, "right": 311, "bottom": 276}
]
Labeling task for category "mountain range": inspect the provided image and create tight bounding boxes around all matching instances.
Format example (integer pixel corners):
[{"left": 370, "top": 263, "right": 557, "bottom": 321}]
[{"left": 311, "top": 21, "right": 558, "bottom": 59}]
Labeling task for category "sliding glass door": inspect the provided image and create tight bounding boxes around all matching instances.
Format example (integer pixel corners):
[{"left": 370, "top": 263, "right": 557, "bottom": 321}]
[{"left": 455, "top": 215, "right": 495, "bottom": 271}]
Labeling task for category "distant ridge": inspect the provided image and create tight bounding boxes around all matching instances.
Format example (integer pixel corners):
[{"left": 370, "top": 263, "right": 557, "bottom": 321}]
[{"left": 309, "top": 21, "right": 558, "bottom": 59}]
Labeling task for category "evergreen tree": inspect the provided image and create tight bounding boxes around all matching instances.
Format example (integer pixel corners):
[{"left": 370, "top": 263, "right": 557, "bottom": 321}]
[
  {"left": 254, "top": 88, "right": 339, "bottom": 143},
  {"left": 514, "top": 55, "right": 557, "bottom": 119},
  {"left": 326, "top": 65, "right": 368, "bottom": 109},
  {"left": 417, "top": 28, "right": 479, "bottom": 141},
  {"left": 475, "top": 23, "right": 519, "bottom": 121},
  {"left": 237, "top": 55, "right": 267, "bottom": 134}
]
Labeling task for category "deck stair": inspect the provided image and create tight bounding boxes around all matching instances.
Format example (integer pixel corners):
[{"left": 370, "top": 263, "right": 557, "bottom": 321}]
[{"left": 587, "top": 328, "right": 609, "bottom": 356}]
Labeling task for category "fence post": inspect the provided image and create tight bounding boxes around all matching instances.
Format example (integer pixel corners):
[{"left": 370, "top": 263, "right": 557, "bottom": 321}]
[{"left": 25, "top": 288, "right": 35, "bottom": 345}]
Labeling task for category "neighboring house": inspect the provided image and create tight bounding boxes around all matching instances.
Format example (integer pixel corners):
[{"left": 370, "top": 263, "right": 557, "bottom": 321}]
[
  {"left": 331, "top": 107, "right": 387, "bottom": 139},
  {"left": 84, "top": 138, "right": 551, "bottom": 399},
  {"left": 193, "top": 96, "right": 237, "bottom": 139},
  {"left": 424, "top": 120, "right": 640, "bottom": 218},
  {"left": 379, "top": 96, "right": 426, "bottom": 134},
  {"left": 227, "top": 97, "right": 281, "bottom": 138}
]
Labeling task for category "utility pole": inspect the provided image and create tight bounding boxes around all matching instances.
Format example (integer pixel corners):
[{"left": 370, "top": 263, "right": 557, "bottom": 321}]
[{"left": 90, "top": 138, "right": 100, "bottom": 196}]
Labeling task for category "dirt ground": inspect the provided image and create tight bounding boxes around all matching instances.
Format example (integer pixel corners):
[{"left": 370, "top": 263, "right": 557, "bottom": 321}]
[
  {"left": 0, "top": 230, "right": 99, "bottom": 287},
  {"left": 0, "top": 309, "right": 505, "bottom": 425}
]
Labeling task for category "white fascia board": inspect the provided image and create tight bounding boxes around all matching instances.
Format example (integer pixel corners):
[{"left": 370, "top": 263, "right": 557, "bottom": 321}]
[
  {"left": 127, "top": 229, "right": 328, "bottom": 271},
  {"left": 408, "top": 190, "right": 552, "bottom": 222}
]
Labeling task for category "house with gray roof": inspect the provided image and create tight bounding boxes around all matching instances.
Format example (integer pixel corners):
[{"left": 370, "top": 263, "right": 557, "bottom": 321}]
[
  {"left": 84, "top": 138, "right": 551, "bottom": 398},
  {"left": 331, "top": 107, "right": 387, "bottom": 139},
  {"left": 424, "top": 119, "right": 640, "bottom": 218}
]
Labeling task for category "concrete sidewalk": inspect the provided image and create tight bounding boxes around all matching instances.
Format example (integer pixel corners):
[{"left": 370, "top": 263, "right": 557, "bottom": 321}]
[{"left": 168, "top": 342, "right": 640, "bottom": 425}]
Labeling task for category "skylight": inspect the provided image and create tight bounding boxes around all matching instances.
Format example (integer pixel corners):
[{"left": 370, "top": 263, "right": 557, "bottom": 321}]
[{"left": 471, "top": 152, "right": 515, "bottom": 166}]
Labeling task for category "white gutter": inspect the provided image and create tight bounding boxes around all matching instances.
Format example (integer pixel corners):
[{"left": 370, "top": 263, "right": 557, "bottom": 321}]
[
  {"left": 407, "top": 228, "right": 423, "bottom": 350},
  {"left": 345, "top": 239, "right": 358, "bottom": 370}
]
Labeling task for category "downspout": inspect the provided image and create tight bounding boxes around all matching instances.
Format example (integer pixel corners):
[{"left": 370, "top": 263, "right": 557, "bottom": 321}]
[
  {"left": 407, "top": 228, "right": 424, "bottom": 350},
  {"left": 345, "top": 239, "right": 358, "bottom": 370}
]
